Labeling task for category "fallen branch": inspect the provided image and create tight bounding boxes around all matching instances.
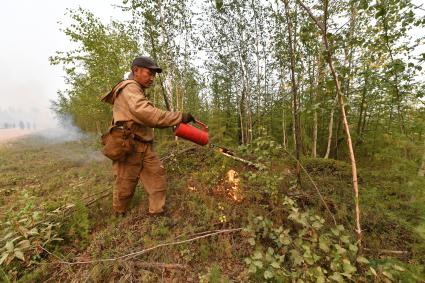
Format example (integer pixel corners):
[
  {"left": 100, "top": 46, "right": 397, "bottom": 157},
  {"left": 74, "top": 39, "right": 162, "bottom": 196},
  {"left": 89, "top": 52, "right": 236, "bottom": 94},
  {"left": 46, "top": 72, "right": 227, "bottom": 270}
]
[
  {"left": 135, "top": 262, "right": 187, "bottom": 270},
  {"left": 364, "top": 248, "right": 409, "bottom": 255},
  {"left": 39, "top": 245, "right": 187, "bottom": 270},
  {"left": 210, "top": 144, "right": 264, "bottom": 169},
  {"left": 85, "top": 191, "right": 112, "bottom": 207},
  {"left": 41, "top": 228, "right": 242, "bottom": 265},
  {"left": 175, "top": 227, "right": 223, "bottom": 240},
  {"left": 220, "top": 151, "right": 263, "bottom": 169}
]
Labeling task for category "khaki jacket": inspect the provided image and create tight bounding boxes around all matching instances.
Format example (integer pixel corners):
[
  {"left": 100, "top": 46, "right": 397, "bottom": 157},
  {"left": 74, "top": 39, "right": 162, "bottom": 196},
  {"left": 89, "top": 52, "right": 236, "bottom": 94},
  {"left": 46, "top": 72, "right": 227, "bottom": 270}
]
[{"left": 102, "top": 80, "right": 182, "bottom": 141}]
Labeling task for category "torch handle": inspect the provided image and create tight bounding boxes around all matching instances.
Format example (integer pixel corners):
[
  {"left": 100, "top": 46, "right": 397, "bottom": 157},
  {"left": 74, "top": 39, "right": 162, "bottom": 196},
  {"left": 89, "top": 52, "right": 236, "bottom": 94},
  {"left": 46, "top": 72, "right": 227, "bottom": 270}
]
[{"left": 195, "top": 120, "right": 208, "bottom": 132}]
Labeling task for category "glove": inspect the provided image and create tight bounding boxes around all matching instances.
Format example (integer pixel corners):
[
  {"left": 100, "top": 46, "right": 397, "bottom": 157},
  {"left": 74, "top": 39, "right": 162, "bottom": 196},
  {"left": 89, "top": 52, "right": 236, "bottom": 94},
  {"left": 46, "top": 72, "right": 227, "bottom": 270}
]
[{"left": 181, "top": 113, "right": 195, "bottom": 124}]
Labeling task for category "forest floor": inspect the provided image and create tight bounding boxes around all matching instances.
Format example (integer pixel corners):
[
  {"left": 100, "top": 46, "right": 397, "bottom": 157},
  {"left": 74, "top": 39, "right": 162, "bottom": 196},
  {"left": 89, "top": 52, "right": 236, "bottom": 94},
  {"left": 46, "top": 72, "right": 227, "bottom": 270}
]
[{"left": 0, "top": 134, "right": 424, "bottom": 282}]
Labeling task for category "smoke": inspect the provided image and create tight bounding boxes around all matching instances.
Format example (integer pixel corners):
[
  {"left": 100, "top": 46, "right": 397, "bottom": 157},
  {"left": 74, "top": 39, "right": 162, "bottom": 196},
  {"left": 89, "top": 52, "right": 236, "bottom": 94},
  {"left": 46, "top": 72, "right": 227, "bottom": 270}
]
[
  {"left": 34, "top": 115, "right": 85, "bottom": 143},
  {"left": 30, "top": 114, "right": 107, "bottom": 163}
]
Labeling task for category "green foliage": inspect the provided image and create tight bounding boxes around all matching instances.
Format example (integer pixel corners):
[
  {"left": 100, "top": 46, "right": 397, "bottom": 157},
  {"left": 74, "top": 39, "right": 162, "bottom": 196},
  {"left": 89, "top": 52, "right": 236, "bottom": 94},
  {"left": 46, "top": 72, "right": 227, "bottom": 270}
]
[
  {"left": 62, "top": 201, "right": 90, "bottom": 248},
  {"left": 199, "top": 263, "right": 231, "bottom": 283},
  {"left": 50, "top": 7, "right": 139, "bottom": 132},
  {"left": 0, "top": 193, "right": 64, "bottom": 267},
  {"left": 243, "top": 197, "right": 404, "bottom": 282},
  {"left": 239, "top": 130, "right": 283, "bottom": 163}
]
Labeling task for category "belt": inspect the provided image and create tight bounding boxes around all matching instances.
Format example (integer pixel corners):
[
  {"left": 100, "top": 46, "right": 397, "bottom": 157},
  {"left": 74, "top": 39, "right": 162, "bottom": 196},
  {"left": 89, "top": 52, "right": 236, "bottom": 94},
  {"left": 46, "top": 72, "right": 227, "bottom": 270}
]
[
  {"left": 114, "top": 124, "right": 152, "bottom": 143},
  {"left": 133, "top": 134, "right": 153, "bottom": 144}
]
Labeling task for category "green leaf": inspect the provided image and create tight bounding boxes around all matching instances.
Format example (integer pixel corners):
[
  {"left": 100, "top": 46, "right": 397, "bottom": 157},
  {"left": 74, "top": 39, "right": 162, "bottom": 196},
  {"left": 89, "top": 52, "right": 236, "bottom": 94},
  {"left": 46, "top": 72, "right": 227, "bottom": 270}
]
[
  {"left": 264, "top": 270, "right": 273, "bottom": 279},
  {"left": 382, "top": 271, "right": 394, "bottom": 279},
  {"left": 393, "top": 265, "right": 405, "bottom": 271},
  {"left": 340, "top": 235, "right": 350, "bottom": 244},
  {"left": 271, "top": 261, "right": 280, "bottom": 269},
  {"left": 329, "top": 272, "right": 344, "bottom": 282},
  {"left": 348, "top": 244, "right": 358, "bottom": 253},
  {"left": 356, "top": 256, "right": 369, "bottom": 264},
  {"left": 319, "top": 236, "right": 330, "bottom": 252},
  {"left": 14, "top": 250, "right": 25, "bottom": 261},
  {"left": 279, "top": 234, "right": 291, "bottom": 245},
  {"left": 253, "top": 260, "right": 263, "bottom": 268},
  {"left": 5, "top": 241, "right": 14, "bottom": 253},
  {"left": 290, "top": 249, "right": 303, "bottom": 266},
  {"left": 16, "top": 240, "right": 31, "bottom": 250},
  {"left": 267, "top": 247, "right": 274, "bottom": 255},
  {"left": 342, "top": 261, "right": 356, "bottom": 274},
  {"left": 253, "top": 251, "right": 262, "bottom": 260},
  {"left": 28, "top": 227, "right": 39, "bottom": 235},
  {"left": 248, "top": 265, "right": 257, "bottom": 273},
  {"left": 334, "top": 244, "right": 346, "bottom": 255},
  {"left": 330, "top": 228, "right": 340, "bottom": 236},
  {"left": 248, "top": 238, "right": 256, "bottom": 246}
]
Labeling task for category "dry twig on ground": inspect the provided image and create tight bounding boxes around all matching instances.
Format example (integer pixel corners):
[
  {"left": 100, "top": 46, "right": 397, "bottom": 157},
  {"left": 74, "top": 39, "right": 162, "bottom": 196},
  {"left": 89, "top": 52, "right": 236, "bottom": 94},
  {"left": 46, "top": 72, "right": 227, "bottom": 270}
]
[{"left": 41, "top": 228, "right": 242, "bottom": 265}]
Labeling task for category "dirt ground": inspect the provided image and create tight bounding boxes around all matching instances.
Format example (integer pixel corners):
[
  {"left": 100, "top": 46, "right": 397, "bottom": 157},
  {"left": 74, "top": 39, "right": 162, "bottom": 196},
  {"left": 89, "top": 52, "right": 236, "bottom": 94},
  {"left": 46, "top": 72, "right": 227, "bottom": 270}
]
[{"left": 0, "top": 129, "right": 36, "bottom": 143}]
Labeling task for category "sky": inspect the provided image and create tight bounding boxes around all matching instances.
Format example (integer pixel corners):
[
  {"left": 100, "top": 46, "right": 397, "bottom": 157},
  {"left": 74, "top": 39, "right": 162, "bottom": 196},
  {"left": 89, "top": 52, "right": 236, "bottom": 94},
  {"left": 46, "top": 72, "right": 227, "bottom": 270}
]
[{"left": 0, "top": 0, "right": 128, "bottom": 128}]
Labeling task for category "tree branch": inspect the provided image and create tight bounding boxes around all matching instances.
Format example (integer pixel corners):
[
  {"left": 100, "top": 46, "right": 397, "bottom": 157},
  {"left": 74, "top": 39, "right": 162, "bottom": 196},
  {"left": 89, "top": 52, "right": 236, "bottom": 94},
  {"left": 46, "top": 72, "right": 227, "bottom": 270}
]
[{"left": 41, "top": 228, "right": 242, "bottom": 265}]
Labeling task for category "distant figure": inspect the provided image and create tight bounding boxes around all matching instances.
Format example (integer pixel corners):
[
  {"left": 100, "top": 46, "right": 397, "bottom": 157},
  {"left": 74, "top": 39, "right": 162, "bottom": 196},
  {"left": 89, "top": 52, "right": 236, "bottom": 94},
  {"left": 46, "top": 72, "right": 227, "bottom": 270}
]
[
  {"left": 26, "top": 122, "right": 31, "bottom": 130},
  {"left": 101, "top": 55, "right": 195, "bottom": 217},
  {"left": 19, "top": 121, "right": 25, "bottom": 130}
]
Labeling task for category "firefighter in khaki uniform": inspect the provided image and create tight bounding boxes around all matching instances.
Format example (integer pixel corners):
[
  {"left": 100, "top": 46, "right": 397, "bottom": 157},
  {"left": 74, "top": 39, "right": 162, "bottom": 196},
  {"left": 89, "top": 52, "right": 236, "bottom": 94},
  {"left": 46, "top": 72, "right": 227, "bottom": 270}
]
[{"left": 102, "top": 56, "right": 194, "bottom": 215}]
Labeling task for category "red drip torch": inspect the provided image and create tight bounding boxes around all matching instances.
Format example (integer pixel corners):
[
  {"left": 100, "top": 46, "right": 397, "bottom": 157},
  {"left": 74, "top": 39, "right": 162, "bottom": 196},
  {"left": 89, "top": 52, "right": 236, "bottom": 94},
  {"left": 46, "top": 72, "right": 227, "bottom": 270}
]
[{"left": 174, "top": 120, "right": 209, "bottom": 146}]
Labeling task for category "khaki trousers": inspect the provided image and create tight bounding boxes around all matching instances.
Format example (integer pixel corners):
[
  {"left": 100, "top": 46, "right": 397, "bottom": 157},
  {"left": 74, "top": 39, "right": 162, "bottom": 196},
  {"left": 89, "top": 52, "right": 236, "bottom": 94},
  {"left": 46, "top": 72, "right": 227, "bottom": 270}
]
[{"left": 112, "top": 142, "right": 166, "bottom": 214}]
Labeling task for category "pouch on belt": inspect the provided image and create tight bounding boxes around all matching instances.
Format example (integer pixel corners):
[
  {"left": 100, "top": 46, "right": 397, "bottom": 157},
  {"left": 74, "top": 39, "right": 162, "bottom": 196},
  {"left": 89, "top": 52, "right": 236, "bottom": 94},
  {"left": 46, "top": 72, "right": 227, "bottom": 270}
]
[{"left": 101, "top": 126, "right": 135, "bottom": 161}]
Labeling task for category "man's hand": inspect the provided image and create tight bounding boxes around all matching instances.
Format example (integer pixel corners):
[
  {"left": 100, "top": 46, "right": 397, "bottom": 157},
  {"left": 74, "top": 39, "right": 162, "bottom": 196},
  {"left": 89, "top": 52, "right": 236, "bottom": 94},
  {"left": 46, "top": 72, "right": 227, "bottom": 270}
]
[{"left": 181, "top": 113, "right": 195, "bottom": 124}]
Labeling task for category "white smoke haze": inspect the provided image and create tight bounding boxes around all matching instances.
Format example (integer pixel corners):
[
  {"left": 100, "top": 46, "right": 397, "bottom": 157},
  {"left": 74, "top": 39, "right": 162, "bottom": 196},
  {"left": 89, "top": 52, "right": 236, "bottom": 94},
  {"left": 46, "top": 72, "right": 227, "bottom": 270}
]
[
  {"left": 34, "top": 115, "right": 107, "bottom": 162},
  {"left": 0, "top": 110, "right": 107, "bottom": 162},
  {"left": 0, "top": 0, "right": 128, "bottom": 146},
  {"left": 34, "top": 115, "right": 85, "bottom": 143}
]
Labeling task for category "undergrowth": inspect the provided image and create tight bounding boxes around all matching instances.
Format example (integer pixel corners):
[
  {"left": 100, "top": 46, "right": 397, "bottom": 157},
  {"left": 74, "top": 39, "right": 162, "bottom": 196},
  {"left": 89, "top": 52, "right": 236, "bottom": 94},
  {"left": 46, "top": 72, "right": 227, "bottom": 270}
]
[{"left": 0, "top": 133, "right": 424, "bottom": 282}]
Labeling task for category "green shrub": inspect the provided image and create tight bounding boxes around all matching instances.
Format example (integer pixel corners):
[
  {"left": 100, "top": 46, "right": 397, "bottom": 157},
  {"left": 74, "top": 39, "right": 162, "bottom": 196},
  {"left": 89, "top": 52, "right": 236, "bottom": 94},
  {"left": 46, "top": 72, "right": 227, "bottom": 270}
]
[{"left": 243, "top": 197, "right": 405, "bottom": 282}]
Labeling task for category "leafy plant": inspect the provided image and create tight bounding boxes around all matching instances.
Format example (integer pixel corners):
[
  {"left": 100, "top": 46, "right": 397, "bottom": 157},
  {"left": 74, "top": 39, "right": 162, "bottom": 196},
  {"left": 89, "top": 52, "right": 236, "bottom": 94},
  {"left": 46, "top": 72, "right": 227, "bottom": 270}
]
[
  {"left": 243, "top": 196, "right": 404, "bottom": 282},
  {"left": 0, "top": 202, "right": 68, "bottom": 266}
]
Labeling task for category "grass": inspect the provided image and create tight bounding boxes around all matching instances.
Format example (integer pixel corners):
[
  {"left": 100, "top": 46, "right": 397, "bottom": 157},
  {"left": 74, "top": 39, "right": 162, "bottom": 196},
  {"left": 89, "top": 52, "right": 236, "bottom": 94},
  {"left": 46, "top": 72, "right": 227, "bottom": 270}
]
[{"left": 0, "top": 134, "right": 424, "bottom": 281}]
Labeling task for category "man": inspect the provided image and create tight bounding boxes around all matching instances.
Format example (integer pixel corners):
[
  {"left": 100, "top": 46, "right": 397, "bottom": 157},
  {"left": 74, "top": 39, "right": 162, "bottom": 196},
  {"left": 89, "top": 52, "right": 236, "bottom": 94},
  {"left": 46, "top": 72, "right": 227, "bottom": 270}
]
[{"left": 102, "top": 55, "right": 195, "bottom": 216}]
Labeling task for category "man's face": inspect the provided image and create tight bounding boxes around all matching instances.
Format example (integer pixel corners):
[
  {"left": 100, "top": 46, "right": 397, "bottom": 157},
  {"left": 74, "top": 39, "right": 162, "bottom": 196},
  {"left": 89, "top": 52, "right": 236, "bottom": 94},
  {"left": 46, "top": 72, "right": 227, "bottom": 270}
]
[{"left": 133, "top": 66, "right": 156, "bottom": 88}]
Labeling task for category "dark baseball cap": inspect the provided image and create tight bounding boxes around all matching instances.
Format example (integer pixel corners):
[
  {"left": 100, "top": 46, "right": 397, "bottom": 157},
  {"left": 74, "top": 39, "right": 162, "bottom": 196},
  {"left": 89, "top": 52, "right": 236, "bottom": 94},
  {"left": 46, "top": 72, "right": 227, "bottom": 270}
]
[{"left": 131, "top": 56, "right": 162, "bottom": 73}]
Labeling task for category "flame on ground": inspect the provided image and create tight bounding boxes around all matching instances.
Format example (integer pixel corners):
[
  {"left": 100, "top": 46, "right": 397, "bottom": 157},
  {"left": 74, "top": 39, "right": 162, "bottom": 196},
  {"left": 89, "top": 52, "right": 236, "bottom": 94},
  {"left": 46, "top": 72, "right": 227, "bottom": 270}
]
[
  {"left": 226, "top": 169, "right": 243, "bottom": 202},
  {"left": 187, "top": 170, "right": 243, "bottom": 202}
]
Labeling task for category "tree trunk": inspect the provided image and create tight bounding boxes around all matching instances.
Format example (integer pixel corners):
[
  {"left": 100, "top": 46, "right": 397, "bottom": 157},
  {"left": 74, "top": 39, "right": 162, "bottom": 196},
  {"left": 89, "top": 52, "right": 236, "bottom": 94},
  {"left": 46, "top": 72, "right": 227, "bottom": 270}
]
[
  {"left": 312, "top": 55, "right": 319, "bottom": 158},
  {"left": 282, "top": 98, "right": 287, "bottom": 149},
  {"left": 297, "top": 0, "right": 362, "bottom": 249},
  {"left": 324, "top": 94, "right": 337, "bottom": 159},
  {"left": 419, "top": 139, "right": 425, "bottom": 177},
  {"left": 357, "top": 68, "right": 367, "bottom": 138},
  {"left": 284, "top": 0, "right": 302, "bottom": 188}
]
